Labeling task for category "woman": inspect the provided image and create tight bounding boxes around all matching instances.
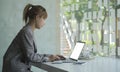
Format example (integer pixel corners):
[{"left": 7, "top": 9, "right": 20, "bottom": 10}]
[{"left": 2, "top": 4, "right": 65, "bottom": 72}]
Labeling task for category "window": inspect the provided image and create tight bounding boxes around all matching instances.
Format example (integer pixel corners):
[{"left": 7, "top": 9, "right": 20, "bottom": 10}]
[{"left": 60, "top": 0, "right": 119, "bottom": 57}]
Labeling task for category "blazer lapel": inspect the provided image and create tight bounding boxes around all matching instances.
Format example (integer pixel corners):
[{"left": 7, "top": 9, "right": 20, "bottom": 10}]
[{"left": 33, "top": 40, "right": 37, "bottom": 53}]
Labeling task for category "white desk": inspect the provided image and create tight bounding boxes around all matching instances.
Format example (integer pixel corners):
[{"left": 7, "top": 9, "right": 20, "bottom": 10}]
[{"left": 31, "top": 57, "right": 120, "bottom": 72}]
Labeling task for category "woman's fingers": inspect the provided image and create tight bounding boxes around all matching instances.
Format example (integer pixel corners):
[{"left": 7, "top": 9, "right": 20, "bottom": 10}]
[{"left": 49, "top": 55, "right": 61, "bottom": 61}]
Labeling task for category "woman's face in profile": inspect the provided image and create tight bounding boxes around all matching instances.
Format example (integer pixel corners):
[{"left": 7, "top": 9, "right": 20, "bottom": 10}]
[{"left": 35, "top": 15, "right": 45, "bottom": 29}]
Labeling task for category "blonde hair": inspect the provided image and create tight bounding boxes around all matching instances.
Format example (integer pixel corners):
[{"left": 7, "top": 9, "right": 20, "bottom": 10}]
[{"left": 23, "top": 4, "right": 48, "bottom": 23}]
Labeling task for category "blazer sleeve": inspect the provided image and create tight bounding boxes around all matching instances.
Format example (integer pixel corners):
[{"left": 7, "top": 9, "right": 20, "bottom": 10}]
[{"left": 20, "top": 30, "right": 50, "bottom": 62}]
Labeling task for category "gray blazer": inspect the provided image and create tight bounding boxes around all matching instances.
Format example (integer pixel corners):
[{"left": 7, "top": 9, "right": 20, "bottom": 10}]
[{"left": 2, "top": 24, "right": 50, "bottom": 72}]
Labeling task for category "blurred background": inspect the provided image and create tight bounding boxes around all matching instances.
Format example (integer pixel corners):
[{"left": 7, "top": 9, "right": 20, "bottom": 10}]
[{"left": 60, "top": 0, "right": 120, "bottom": 58}]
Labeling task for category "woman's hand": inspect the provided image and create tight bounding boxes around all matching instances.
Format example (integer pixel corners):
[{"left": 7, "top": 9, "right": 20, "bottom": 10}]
[{"left": 48, "top": 55, "right": 66, "bottom": 62}]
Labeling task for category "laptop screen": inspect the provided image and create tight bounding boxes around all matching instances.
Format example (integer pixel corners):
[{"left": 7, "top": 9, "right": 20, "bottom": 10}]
[{"left": 70, "top": 42, "right": 85, "bottom": 60}]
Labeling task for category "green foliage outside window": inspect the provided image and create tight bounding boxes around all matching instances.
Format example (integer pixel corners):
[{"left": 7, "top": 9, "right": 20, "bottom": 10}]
[{"left": 61, "top": 0, "right": 116, "bottom": 57}]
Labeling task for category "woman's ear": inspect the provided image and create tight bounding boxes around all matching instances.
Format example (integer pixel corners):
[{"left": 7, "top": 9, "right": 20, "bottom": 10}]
[
  {"left": 35, "top": 15, "right": 40, "bottom": 24},
  {"left": 36, "top": 15, "right": 39, "bottom": 20}
]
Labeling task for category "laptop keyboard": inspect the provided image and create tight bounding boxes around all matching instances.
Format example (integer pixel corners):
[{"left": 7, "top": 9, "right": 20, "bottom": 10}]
[
  {"left": 62, "top": 59, "right": 77, "bottom": 63},
  {"left": 52, "top": 59, "right": 85, "bottom": 64}
]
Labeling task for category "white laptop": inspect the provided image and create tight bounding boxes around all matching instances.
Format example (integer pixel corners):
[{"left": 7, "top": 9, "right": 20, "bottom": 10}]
[
  {"left": 69, "top": 42, "right": 85, "bottom": 60},
  {"left": 62, "top": 41, "right": 85, "bottom": 63},
  {"left": 52, "top": 41, "right": 85, "bottom": 64}
]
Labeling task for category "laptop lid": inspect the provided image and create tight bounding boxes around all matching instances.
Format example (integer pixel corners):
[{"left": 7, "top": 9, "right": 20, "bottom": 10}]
[{"left": 69, "top": 42, "right": 85, "bottom": 60}]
